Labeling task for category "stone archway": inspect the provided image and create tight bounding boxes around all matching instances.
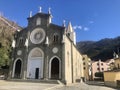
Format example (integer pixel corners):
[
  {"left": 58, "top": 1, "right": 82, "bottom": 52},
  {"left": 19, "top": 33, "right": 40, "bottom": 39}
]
[
  {"left": 13, "top": 59, "right": 22, "bottom": 78},
  {"left": 27, "top": 48, "right": 44, "bottom": 79},
  {"left": 49, "top": 56, "right": 61, "bottom": 79}
]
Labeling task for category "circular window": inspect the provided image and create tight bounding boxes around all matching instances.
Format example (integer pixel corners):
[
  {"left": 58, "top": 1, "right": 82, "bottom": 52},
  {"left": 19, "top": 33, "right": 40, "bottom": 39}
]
[
  {"left": 17, "top": 50, "right": 22, "bottom": 55},
  {"left": 30, "top": 28, "right": 45, "bottom": 44},
  {"left": 52, "top": 47, "right": 58, "bottom": 54}
]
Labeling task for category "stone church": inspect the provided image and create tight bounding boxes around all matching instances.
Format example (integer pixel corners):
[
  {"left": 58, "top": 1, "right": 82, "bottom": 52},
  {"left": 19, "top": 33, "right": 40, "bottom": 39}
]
[{"left": 9, "top": 9, "right": 84, "bottom": 84}]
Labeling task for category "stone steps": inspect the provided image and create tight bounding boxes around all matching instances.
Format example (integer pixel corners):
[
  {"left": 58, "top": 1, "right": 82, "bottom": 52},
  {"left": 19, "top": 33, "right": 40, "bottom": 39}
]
[{"left": 7, "top": 79, "right": 62, "bottom": 84}]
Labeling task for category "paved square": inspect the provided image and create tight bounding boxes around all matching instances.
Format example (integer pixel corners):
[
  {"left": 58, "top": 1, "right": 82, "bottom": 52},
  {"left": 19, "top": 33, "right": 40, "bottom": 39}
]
[
  {"left": 0, "top": 80, "right": 117, "bottom": 90},
  {"left": 0, "top": 80, "right": 59, "bottom": 90}
]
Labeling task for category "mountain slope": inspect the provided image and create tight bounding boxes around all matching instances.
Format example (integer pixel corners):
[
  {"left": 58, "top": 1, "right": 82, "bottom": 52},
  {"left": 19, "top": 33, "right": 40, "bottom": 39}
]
[{"left": 77, "top": 37, "right": 120, "bottom": 61}]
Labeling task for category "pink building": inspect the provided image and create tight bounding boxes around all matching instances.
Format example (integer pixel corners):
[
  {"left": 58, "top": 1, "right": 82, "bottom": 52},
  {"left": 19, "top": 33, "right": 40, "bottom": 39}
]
[{"left": 92, "top": 59, "right": 114, "bottom": 80}]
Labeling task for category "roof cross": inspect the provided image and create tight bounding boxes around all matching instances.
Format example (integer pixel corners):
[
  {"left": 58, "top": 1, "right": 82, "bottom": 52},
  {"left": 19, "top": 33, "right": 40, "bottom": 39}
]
[{"left": 39, "top": 6, "right": 42, "bottom": 13}]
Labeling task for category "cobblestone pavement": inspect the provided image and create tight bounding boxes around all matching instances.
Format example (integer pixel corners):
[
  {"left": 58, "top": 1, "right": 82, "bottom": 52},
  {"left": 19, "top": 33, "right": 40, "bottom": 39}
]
[{"left": 0, "top": 80, "right": 118, "bottom": 90}]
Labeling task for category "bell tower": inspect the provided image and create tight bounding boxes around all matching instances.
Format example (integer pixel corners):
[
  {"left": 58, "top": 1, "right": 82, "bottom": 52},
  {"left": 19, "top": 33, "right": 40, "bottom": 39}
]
[{"left": 66, "top": 22, "right": 76, "bottom": 45}]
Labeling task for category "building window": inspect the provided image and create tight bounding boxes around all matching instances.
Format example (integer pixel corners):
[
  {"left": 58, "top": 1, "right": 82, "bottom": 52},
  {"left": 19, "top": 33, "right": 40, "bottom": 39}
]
[
  {"left": 18, "top": 38, "right": 24, "bottom": 47},
  {"left": 53, "top": 33, "right": 59, "bottom": 43},
  {"left": 36, "top": 18, "right": 41, "bottom": 25},
  {"left": 67, "top": 52, "right": 69, "bottom": 67},
  {"left": 97, "top": 63, "right": 99, "bottom": 66},
  {"left": 118, "top": 64, "right": 120, "bottom": 69},
  {"left": 102, "top": 68, "right": 104, "bottom": 71},
  {"left": 97, "top": 68, "right": 100, "bottom": 71},
  {"left": 67, "top": 33, "right": 70, "bottom": 37},
  {"left": 101, "top": 63, "right": 103, "bottom": 66},
  {"left": 83, "top": 62, "right": 85, "bottom": 65},
  {"left": 83, "top": 57, "right": 85, "bottom": 60},
  {"left": 83, "top": 67, "right": 86, "bottom": 70}
]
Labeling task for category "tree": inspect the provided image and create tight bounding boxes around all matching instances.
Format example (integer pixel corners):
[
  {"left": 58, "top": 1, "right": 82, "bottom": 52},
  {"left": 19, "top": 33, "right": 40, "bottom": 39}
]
[{"left": 0, "top": 47, "right": 9, "bottom": 67}]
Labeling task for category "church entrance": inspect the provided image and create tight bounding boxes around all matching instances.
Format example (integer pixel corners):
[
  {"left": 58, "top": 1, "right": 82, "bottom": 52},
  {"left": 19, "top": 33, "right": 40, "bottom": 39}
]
[
  {"left": 35, "top": 68, "right": 39, "bottom": 79},
  {"left": 14, "top": 59, "right": 22, "bottom": 78},
  {"left": 51, "top": 57, "right": 59, "bottom": 79},
  {"left": 27, "top": 48, "right": 44, "bottom": 79},
  {"left": 27, "top": 58, "right": 43, "bottom": 79}
]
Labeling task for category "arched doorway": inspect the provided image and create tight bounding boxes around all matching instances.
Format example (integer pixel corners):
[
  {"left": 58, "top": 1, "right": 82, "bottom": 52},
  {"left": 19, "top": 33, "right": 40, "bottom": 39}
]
[
  {"left": 27, "top": 48, "right": 44, "bottom": 79},
  {"left": 49, "top": 57, "right": 61, "bottom": 79},
  {"left": 14, "top": 59, "right": 22, "bottom": 78}
]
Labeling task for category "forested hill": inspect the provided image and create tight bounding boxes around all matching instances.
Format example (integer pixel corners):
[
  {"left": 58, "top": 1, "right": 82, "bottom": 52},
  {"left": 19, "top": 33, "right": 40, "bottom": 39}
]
[
  {"left": 0, "top": 15, "right": 22, "bottom": 67},
  {"left": 77, "top": 37, "right": 120, "bottom": 61}
]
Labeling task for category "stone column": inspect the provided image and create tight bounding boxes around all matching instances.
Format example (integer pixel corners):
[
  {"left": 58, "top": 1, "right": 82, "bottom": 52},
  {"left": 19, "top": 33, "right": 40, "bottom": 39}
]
[
  {"left": 43, "top": 46, "right": 48, "bottom": 80},
  {"left": 23, "top": 46, "right": 28, "bottom": 79}
]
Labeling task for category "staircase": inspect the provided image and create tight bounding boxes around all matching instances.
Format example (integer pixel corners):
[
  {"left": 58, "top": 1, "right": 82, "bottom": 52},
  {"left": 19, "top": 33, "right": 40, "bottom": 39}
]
[{"left": 7, "top": 79, "right": 63, "bottom": 84}]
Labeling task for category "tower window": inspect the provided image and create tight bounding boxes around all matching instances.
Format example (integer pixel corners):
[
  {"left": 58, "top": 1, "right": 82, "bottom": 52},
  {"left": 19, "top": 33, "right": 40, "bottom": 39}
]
[
  {"left": 53, "top": 34, "right": 59, "bottom": 43},
  {"left": 36, "top": 18, "right": 41, "bottom": 25},
  {"left": 18, "top": 38, "right": 24, "bottom": 47},
  {"left": 67, "top": 33, "right": 70, "bottom": 37},
  {"left": 83, "top": 57, "right": 85, "bottom": 60}
]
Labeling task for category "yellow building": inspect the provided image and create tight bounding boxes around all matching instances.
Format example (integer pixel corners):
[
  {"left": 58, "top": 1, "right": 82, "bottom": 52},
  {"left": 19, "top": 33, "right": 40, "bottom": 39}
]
[
  {"left": 104, "top": 70, "right": 120, "bottom": 87},
  {"left": 82, "top": 55, "right": 92, "bottom": 81},
  {"left": 104, "top": 57, "right": 120, "bottom": 87}
]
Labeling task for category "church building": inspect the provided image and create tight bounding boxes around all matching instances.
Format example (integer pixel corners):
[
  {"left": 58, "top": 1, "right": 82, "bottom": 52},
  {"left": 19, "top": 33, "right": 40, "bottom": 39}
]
[{"left": 9, "top": 8, "right": 84, "bottom": 84}]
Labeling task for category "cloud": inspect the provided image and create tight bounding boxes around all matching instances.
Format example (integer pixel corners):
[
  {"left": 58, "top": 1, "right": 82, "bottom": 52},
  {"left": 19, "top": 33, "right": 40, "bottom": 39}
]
[
  {"left": 89, "top": 21, "right": 94, "bottom": 24},
  {"left": 73, "top": 25, "right": 82, "bottom": 30},
  {"left": 73, "top": 25, "right": 89, "bottom": 31},
  {"left": 83, "top": 27, "right": 89, "bottom": 31}
]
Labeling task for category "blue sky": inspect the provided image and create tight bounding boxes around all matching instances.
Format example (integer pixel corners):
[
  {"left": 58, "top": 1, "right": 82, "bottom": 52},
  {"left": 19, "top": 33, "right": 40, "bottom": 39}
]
[{"left": 0, "top": 0, "right": 120, "bottom": 42}]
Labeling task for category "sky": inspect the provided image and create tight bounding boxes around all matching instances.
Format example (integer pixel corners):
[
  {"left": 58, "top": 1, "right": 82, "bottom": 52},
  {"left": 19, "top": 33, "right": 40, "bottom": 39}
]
[{"left": 0, "top": 0, "right": 120, "bottom": 42}]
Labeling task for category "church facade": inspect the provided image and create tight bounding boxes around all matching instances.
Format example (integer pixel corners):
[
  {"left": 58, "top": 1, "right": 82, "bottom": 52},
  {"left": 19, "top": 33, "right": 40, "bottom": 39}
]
[{"left": 9, "top": 10, "right": 84, "bottom": 84}]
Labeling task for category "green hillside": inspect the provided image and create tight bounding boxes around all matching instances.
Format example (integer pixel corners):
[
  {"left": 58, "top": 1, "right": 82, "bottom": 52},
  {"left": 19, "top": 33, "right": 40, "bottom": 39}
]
[
  {"left": 0, "top": 16, "right": 22, "bottom": 68},
  {"left": 77, "top": 37, "right": 120, "bottom": 61}
]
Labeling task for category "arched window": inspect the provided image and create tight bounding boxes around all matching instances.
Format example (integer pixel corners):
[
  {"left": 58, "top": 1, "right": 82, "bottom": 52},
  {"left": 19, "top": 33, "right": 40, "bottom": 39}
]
[
  {"left": 67, "top": 33, "right": 70, "bottom": 37},
  {"left": 18, "top": 37, "right": 24, "bottom": 47},
  {"left": 20, "top": 38, "right": 24, "bottom": 45},
  {"left": 53, "top": 33, "right": 59, "bottom": 43},
  {"left": 28, "top": 48, "right": 44, "bottom": 58},
  {"left": 36, "top": 18, "right": 41, "bottom": 25},
  {"left": 67, "top": 52, "right": 70, "bottom": 67}
]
